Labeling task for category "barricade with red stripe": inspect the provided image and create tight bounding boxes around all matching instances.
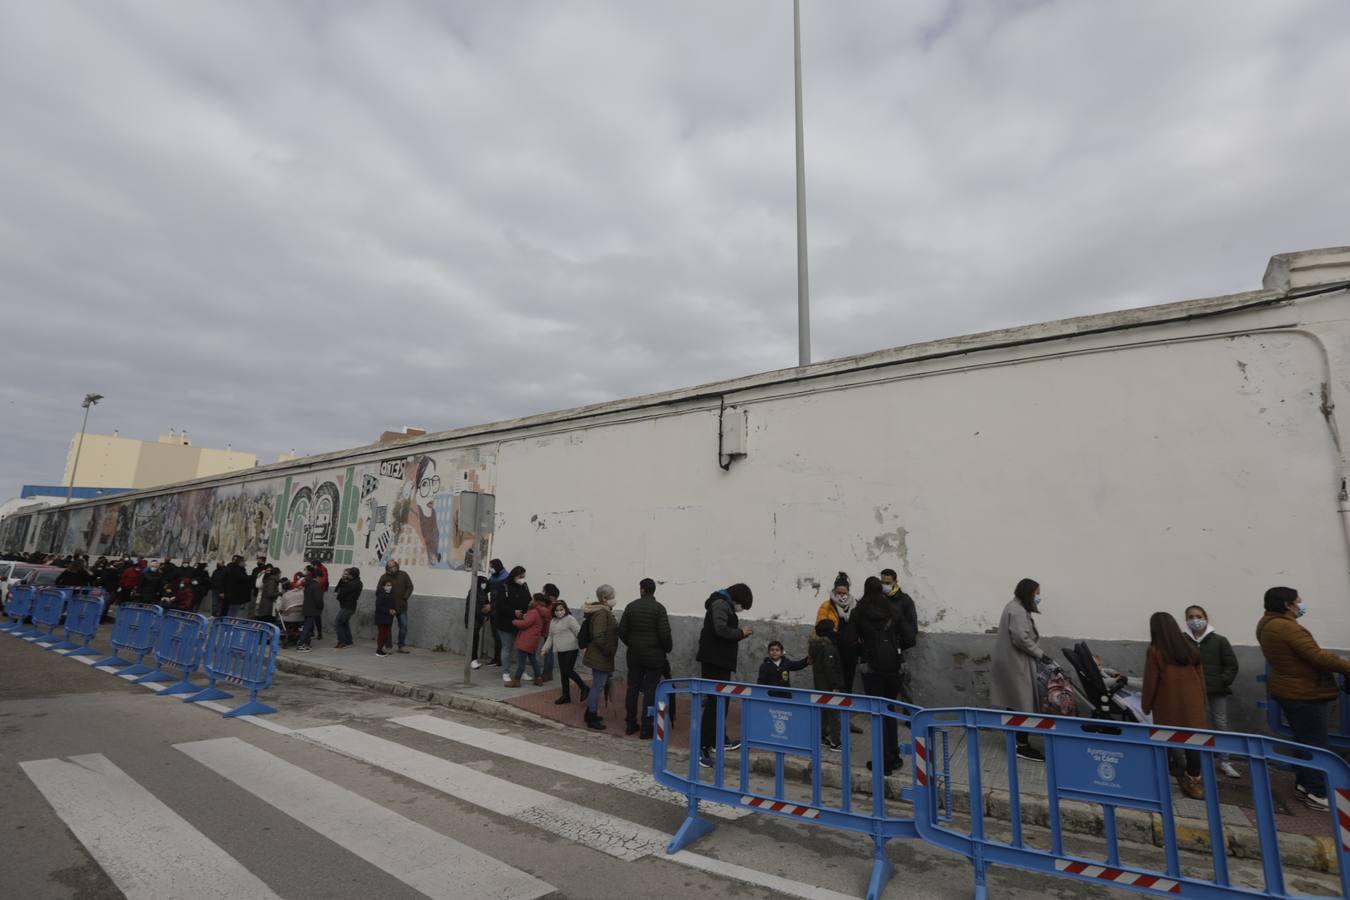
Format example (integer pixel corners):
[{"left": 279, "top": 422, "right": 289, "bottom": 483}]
[
  {"left": 912, "top": 707, "right": 1350, "bottom": 900},
  {"left": 650, "top": 678, "right": 932, "bottom": 900}
]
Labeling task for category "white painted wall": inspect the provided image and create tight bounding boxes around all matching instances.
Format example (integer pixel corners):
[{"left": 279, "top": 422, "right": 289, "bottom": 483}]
[
  {"left": 491, "top": 323, "right": 1350, "bottom": 649},
  {"left": 11, "top": 286, "right": 1350, "bottom": 653}
]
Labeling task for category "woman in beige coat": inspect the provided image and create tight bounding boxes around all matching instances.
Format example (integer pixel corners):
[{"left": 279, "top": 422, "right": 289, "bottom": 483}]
[{"left": 990, "top": 578, "right": 1053, "bottom": 761}]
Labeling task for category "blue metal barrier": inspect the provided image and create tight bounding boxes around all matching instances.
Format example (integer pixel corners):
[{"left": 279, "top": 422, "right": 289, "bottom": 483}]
[
  {"left": 133, "top": 610, "right": 210, "bottom": 694},
  {"left": 1, "top": 584, "right": 39, "bottom": 635},
  {"left": 25, "top": 588, "right": 71, "bottom": 645},
  {"left": 92, "top": 603, "right": 163, "bottom": 672},
  {"left": 184, "top": 617, "right": 281, "bottom": 717},
  {"left": 45, "top": 589, "right": 106, "bottom": 656},
  {"left": 651, "top": 678, "right": 940, "bottom": 900},
  {"left": 911, "top": 707, "right": 1350, "bottom": 900},
  {"left": 1257, "top": 665, "right": 1350, "bottom": 751}
]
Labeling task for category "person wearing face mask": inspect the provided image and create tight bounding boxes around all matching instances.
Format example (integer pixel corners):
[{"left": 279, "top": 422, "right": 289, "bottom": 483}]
[
  {"left": 137, "top": 561, "right": 165, "bottom": 604},
  {"left": 878, "top": 568, "right": 918, "bottom": 703},
  {"left": 493, "top": 566, "right": 530, "bottom": 681},
  {"left": 541, "top": 598, "right": 589, "bottom": 705},
  {"left": 990, "top": 578, "right": 1054, "bottom": 762},
  {"left": 582, "top": 585, "right": 620, "bottom": 731},
  {"left": 507, "top": 594, "right": 551, "bottom": 687},
  {"left": 222, "top": 555, "right": 253, "bottom": 617},
  {"left": 1257, "top": 586, "right": 1350, "bottom": 811},
  {"left": 1183, "top": 605, "right": 1240, "bottom": 778},
  {"left": 815, "top": 573, "right": 862, "bottom": 696}
]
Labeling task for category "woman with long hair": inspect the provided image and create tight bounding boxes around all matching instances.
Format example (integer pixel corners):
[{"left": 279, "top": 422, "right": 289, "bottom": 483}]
[
  {"left": 990, "top": 578, "right": 1051, "bottom": 761},
  {"left": 1143, "top": 611, "right": 1209, "bottom": 799}
]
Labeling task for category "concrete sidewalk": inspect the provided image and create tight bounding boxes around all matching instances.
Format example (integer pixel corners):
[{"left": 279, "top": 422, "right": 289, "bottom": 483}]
[{"left": 272, "top": 642, "right": 564, "bottom": 728}]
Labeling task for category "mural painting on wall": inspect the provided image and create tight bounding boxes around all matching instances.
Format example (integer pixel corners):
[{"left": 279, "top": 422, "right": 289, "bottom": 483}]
[
  {"left": 207, "top": 485, "right": 277, "bottom": 561},
  {"left": 4, "top": 445, "right": 494, "bottom": 568},
  {"left": 283, "top": 477, "right": 342, "bottom": 563},
  {"left": 355, "top": 451, "right": 488, "bottom": 570}
]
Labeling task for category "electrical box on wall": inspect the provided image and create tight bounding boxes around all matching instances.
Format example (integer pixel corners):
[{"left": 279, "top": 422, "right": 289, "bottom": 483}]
[{"left": 720, "top": 406, "right": 748, "bottom": 466}]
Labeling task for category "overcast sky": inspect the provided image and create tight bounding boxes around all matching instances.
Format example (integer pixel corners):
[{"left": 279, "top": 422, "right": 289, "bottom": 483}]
[{"left": 3, "top": 0, "right": 1349, "bottom": 502}]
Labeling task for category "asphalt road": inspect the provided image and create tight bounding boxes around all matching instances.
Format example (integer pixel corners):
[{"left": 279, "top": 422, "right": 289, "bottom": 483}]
[{"left": 0, "top": 634, "right": 1221, "bottom": 900}]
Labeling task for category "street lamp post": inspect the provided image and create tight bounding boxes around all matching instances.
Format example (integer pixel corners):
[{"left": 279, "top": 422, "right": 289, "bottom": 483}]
[
  {"left": 794, "top": 0, "right": 811, "bottom": 367},
  {"left": 66, "top": 393, "right": 104, "bottom": 501}
]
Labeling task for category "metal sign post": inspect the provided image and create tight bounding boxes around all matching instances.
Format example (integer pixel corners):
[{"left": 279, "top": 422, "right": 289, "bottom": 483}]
[{"left": 459, "top": 492, "right": 495, "bottom": 686}]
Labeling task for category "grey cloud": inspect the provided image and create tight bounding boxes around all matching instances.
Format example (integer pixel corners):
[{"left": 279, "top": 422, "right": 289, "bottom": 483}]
[{"left": 3, "top": 0, "right": 1349, "bottom": 501}]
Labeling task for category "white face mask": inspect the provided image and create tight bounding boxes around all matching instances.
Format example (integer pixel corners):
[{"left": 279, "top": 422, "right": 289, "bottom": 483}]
[
  {"left": 515, "top": 577, "right": 526, "bottom": 585},
  {"left": 1187, "top": 617, "right": 1207, "bottom": 633}
]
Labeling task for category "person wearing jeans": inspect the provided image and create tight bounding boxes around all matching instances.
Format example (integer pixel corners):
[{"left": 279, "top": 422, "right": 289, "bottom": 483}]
[
  {"left": 494, "top": 566, "right": 530, "bottom": 682},
  {"left": 582, "top": 585, "right": 619, "bottom": 730},
  {"left": 1257, "top": 586, "right": 1350, "bottom": 810},
  {"left": 1184, "top": 605, "right": 1240, "bottom": 778}
]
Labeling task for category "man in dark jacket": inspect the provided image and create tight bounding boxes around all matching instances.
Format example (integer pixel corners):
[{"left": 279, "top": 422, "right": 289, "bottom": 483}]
[
  {"left": 220, "top": 555, "right": 252, "bottom": 617},
  {"left": 136, "top": 562, "right": 165, "bottom": 604},
  {"left": 618, "top": 578, "right": 673, "bottom": 738},
  {"left": 296, "top": 566, "right": 324, "bottom": 651},
  {"left": 493, "top": 566, "right": 529, "bottom": 680},
  {"left": 208, "top": 561, "right": 227, "bottom": 617},
  {"left": 334, "top": 567, "right": 362, "bottom": 648},
  {"left": 856, "top": 575, "right": 907, "bottom": 774},
  {"left": 879, "top": 568, "right": 918, "bottom": 702},
  {"left": 483, "top": 559, "right": 509, "bottom": 667},
  {"left": 695, "top": 583, "right": 753, "bottom": 766},
  {"left": 376, "top": 560, "right": 414, "bottom": 653},
  {"left": 189, "top": 562, "right": 210, "bottom": 612}
]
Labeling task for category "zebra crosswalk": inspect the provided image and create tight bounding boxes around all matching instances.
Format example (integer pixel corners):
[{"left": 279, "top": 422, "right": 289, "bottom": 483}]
[{"left": 18, "top": 708, "right": 860, "bottom": 900}]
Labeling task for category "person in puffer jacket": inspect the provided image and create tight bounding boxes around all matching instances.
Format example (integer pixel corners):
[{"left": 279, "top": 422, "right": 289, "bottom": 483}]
[
  {"left": 694, "top": 583, "right": 753, "bottom": 764},
  {"left": 618, "top": 578, "right": 672, "bottom": 738},
  {"left": 508, "top": 594, "right": 550, "bottom": 687},
  {"left": 1256, "top": 586, "right": 1350, "bottom": 810},
  {"left": 582, "top": 585, "right": 619, "bottom": 731},
  {"left": 808, "top": 620, "right": 846, "bottom": 749}
]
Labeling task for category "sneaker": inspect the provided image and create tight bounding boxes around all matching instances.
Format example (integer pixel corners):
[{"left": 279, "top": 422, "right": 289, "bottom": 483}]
[
  {"left": 375, "top": 650, "right": 389, "bottom": 657},
  {"left": 502, "top": 672, "right": 512, "bottom": 683},
  {"left": 1015, "top": 744, "right": 1045, "bottom": 762},
  {"left": 296, "top": 645, "right": 311, "bottom": 653},
  {"left": 470, "top": 660, "right": 482, "bottom": 670},
  {"left": 397, "top": 648, "right": 410, "bottom": 654},
  {"left": 865, "top": 760, "right": 896, "bottom": 776},
  {"left": 1295, "top": 785, "right": 1330, "bottom": 811},
  {"left": 724, "top": 740, "right": 742, "bottom": 752},
  {"left": 554, "top": 697, "right": 570, "bottom": 705},
  {"left": 823, "top": 740, "right": 842, "bottom": 752},
  {"left": 1218, "top": 761, "right": 1241, "bottom": 779},
  {"left": 334, "top": 643, "right": 349, "bottom": 649},
  {"left": 698, "top": 753, "right": 714, "bottom": 769}
]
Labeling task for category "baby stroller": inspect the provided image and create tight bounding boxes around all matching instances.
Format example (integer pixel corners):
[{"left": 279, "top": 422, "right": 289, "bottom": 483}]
[
  {"left": 1061, "top": 641, "right": 1144, "bottom": 723},
  {"left": 276, "top": 586, "right": 306, "bottom": 648}
]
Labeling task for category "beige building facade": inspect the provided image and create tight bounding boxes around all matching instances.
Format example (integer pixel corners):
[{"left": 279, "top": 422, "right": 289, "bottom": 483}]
[{"left": 62, "top": 430, "right": 256, "bottom": 490}]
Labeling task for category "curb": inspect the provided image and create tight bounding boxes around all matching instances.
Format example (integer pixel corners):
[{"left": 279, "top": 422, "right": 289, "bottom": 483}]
[
  {"left": 747, "top": 755, "right": 1336, "bottom": 876},
  {"left": 274, "top": 657, "right": 565, "bottom": 731}
]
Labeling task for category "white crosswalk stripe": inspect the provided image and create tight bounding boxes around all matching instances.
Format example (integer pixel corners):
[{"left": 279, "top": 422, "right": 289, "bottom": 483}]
[
  {"left": 391, "top": 713, "right": 750, "bottom": 820},
  {"left": 176, "top": 736, "right": 555, "bottom": 900},
  {"left": 20, "top": 753, "right": 281, "bottom": 900},
  {"left": 297, "top": 723, "right": 670, "bottom": 860}
]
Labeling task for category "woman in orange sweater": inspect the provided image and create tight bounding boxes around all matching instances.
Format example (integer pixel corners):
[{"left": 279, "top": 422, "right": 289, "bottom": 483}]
[{"left": 1141, "top": 611, "right": 1210, "bottom": 799}]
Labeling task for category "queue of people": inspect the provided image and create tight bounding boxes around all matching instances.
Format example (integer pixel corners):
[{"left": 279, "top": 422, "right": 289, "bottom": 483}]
[{"left": 990, "top": 577, "right": 1349, "bottom": 811}]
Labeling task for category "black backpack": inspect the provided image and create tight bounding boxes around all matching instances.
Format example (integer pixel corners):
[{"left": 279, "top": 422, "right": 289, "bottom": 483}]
[{"left": 577, "top": 614, "right": 593, "bottom": 650}]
